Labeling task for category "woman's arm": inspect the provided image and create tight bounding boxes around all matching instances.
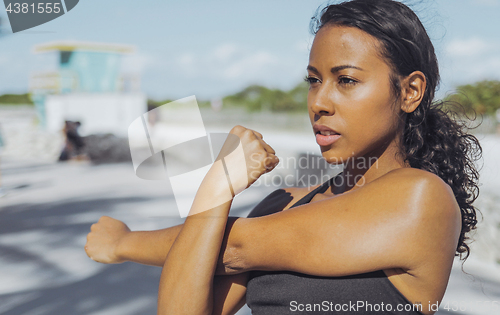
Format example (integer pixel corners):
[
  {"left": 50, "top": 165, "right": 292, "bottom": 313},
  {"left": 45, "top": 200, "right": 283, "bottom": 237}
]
[
  {"left": 85, "top": 216, "right": 181, "bottom": 266},
  {"left": 85, "top": 218, "right": 226, "bottom": 267},
  {"left": 84, "top": 188, "right": 296, "bottom": 267},
  {"left": 221, "top": 167, "right": 462, "bottom": 277},
  {"left": 158, "top": 126, "right": 278, "bottom": 315},
  {"left": 87, "top": 168, "right": 460, "bottom": 279},
  {"left": 158, "top": 193, "right": 232, "bottom": 314},
  {"left": 86, "top": 217, "right": 250, "bottom": 315}
]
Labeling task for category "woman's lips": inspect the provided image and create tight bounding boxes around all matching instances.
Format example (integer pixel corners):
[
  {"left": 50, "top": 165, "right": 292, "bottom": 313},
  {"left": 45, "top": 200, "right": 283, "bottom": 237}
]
[
  {"left": 313, "top": 124, "right": 341, "bottom": 146},
  {"left": 315, "top": 133, "right": 341, "bottom": 146}
]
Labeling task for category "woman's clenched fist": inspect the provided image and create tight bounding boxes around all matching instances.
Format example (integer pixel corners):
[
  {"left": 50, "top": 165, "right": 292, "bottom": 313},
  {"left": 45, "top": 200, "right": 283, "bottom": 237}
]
[
  {"left": 85, "top": 216, "right": 130, "bottom": 264},
  {"left": 216, "top": 125, "right": 279, "bottom": 195}
]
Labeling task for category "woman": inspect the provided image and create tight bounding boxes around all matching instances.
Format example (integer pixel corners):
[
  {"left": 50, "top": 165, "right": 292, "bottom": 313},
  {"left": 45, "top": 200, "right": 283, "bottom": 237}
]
[{"left": 85, "top": 0, "right": 481, "bottom": 314}]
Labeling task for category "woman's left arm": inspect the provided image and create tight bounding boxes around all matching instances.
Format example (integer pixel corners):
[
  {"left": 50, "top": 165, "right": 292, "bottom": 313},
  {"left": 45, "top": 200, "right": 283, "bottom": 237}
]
[
  {"left": 158, "top": 126, "right": 278, "bottom": 315},
  {"left": 219, "top": 168, "right": 462, "bottom": 277}
]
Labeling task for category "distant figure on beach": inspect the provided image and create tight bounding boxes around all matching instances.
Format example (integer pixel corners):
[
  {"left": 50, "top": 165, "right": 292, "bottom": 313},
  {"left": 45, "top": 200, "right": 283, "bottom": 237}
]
[
  {"left": 85, "top": 1, "right": 482, "bottom": 314},
  {"left": 58, "top": 120, "right": 86, "bottom": 161},
  {"left": 58, "top": 119, "right": 132, "bottom": 164}
]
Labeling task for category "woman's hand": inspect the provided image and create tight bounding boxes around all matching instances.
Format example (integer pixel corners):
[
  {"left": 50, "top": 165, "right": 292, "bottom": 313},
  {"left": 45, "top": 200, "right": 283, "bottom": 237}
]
[
  {"left": 85, "top": 216, "right": 131, "bottom": 264},
  {"left": 189, "top": 125, "right": 279, "bottom": 216},
  {"left": 218, "top": 125, "right": 279, "bottom": 195}
]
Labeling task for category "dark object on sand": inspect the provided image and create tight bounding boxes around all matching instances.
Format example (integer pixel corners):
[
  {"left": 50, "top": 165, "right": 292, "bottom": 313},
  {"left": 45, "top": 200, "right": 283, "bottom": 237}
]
[
  {"left": 59, "top": 121, "right": 86, "bottom": 161},
  {"left": 58, "top": 121, "right": 131, "bottom": 164},
  {"left": 83, "top": 134, "right": 132, "bottom": 164}
]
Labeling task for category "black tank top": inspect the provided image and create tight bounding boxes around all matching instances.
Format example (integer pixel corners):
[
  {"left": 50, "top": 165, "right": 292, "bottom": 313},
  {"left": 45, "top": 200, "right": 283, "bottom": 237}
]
[{"left": 245, "top": 174, "right": 425, "bottom": 315}]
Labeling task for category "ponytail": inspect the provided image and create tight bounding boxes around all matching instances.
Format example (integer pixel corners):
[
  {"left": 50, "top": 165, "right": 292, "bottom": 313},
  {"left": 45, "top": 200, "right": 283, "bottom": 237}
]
[{"left": 402, "top": 101, "right": 482, "bottom": 259}]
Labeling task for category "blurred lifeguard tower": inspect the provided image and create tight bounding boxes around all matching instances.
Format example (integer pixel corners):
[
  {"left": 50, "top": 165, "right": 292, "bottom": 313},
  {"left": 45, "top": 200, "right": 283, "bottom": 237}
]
[{"left": 30, "top": 41, "right": 147, "bottom": 137}]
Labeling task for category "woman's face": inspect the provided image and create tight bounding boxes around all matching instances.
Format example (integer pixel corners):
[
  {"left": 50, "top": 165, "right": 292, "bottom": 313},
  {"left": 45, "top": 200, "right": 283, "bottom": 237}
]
[{"left": 307, "top": 25, "right": 402, "bottom": 165}]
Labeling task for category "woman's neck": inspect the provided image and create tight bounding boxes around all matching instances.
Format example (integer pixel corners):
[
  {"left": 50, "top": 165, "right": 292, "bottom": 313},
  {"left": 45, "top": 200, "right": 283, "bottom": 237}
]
[{"left": 336, "top": 140, "right": 408, "bottom": 194}]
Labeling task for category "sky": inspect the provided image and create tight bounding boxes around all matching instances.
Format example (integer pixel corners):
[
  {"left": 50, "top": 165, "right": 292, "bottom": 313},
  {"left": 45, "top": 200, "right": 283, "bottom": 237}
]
[{"left": 0, "top": 0, "right": 499, "bottom": 101}]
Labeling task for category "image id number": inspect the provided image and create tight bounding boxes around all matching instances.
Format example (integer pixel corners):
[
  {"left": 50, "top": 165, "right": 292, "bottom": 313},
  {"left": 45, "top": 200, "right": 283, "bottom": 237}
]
[{"left": 6, "top": 3, "right": 61, "bottom": 14}]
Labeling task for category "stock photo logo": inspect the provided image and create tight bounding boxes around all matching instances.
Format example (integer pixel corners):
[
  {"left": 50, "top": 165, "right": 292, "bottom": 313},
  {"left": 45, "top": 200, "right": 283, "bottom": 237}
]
[
  {"left": 128, "top": 96, "right": 247, "bottom": 218},
  {"left": 3, "top": 0, "right": 79, "bottom": 33}
]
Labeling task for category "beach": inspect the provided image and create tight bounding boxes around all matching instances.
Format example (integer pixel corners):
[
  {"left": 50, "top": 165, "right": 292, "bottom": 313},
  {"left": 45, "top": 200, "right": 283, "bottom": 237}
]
[{"left": 0, "top": 106, "right": 499, "bottom": 314}]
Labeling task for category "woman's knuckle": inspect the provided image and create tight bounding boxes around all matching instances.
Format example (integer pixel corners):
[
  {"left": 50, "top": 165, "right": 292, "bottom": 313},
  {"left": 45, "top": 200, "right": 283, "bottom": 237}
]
[
  {"left": 242, "top": 129, "right": 254, "bottom": 137},
  {"left": 231, "top": 125, "right": 244, "bottom": 133}
]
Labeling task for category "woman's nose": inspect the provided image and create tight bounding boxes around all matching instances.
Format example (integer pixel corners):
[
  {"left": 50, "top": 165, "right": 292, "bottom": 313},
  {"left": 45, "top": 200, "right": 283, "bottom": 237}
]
[{"left": 309, "top": 85, "right": 335, "bottom": 117}]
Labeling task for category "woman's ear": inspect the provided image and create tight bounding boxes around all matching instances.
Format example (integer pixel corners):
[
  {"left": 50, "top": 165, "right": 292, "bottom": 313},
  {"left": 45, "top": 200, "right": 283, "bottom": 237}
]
[{"left": 400, "top": 71, "right": 426, "bottom": 113}]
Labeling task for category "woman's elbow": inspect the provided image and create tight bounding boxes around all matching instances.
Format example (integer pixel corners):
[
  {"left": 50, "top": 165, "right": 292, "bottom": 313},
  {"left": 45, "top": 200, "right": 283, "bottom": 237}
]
[
  {"left": 217, "top": 218, "right": 250, "bottom": 275},
  {"left": 216, "top": 243, "right": 246, "bottom": 275}
]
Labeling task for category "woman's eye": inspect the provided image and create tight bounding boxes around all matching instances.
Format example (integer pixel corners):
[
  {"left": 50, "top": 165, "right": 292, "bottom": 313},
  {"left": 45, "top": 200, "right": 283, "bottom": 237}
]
[
  {"left": 339, "top": 77, "right": 357, "bottom": 86},
  {"left": 304, "top": 76, "right": 320, "bottom": 85}
]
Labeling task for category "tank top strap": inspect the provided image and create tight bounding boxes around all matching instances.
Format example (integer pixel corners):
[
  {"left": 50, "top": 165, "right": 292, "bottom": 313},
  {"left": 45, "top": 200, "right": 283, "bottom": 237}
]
[{"left": 289, "top": 172, "right": 342, "bottom": 209}]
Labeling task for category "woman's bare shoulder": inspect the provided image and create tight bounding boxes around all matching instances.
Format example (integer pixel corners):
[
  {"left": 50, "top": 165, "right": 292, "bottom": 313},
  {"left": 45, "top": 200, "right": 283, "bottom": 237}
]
[
  {"left": 376, "top": 167, "right": 461, "bottom": 236},
  {"left": 384, "top": 167, "right": 448, "bottom": 185},
  {"left": 382, "top": 168, "right": 457, "bottom": 206}
]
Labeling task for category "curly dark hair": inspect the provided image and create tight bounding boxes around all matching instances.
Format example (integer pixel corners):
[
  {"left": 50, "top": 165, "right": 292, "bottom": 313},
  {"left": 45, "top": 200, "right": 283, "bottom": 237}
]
[{"left": 312, "top": 0, "right": 482, "bottom": 260}]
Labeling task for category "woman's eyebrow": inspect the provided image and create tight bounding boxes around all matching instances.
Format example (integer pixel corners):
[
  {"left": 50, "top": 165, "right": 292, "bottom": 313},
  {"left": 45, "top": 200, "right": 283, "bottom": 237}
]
[
  {"left": 306, "top": 65, "right": 320, "bottom": 74},
  {"left": 306, "top": 65, "right": 364, "bottom": 74}
]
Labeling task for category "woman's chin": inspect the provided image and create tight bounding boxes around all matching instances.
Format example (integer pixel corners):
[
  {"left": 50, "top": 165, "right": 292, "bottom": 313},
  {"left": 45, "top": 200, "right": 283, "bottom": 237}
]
[{"left": 320, "top": 150, "right": 348, "bottom": 165}]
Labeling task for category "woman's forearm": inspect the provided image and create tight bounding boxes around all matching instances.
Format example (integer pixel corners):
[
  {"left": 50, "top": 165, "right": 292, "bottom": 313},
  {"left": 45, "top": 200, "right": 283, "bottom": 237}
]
[
  {"left": 116, "top": 218, "right": 241, "bottom": 269},
  {"left": 158, "top": 161, "right": 235, "bottom": 315},
  {"left": 117, "top": 225, "right": 183, "bottom": 267},
  {"left": 85, "top": 214, "right": 244, "bottom": 271}
]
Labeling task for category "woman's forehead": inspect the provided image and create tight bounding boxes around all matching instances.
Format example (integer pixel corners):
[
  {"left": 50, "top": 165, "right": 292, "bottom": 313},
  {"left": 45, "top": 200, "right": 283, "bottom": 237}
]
[{"left": 309, "top": 25, "right": 384, "bottom": 69}]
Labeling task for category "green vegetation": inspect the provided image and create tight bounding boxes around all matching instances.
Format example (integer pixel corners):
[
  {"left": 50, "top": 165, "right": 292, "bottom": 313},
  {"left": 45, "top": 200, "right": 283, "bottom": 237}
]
[
  {"left": 0, "top": 93, "right": 33, "bottom": 105},
  {"left": 445, "top": 80, "right": 500, "bottom": 116},
  {"left": 146, "top": 81, "right": 309, "bottom": 112},
  {"left": 147, "top": 98, "right": 210, "bottom": 110},
  {"left": 223, "top": 82, "right": 308, "bottom": 112},
  {"left": 6, "top": 79, "right": 493, "bottom": 115}
]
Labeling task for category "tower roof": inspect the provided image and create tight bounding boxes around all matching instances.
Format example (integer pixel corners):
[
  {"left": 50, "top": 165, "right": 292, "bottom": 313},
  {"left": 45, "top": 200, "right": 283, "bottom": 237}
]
[{"left": 33, "top": 41, "right": 135, "bottom": 54}]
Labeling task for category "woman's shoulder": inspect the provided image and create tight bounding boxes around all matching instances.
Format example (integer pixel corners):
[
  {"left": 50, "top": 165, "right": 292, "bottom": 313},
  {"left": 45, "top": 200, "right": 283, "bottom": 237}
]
[
  {"left": 383, "top": 167, "right": 447, "bottom": 183},
  {"left": 374, "top": 167, "right": 460, "bottom": 223},
  {"left": 381, "top": 168, "right": 455, "bottom": 200}
]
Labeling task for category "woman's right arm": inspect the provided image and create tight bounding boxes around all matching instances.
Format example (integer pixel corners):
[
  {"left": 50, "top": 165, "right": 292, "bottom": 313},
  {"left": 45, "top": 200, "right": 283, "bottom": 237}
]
[
  {"left": 84, "top": 188, "right": 300, "bottom": 266},
  {"left": 84, "top": 215, "right": 175, "bottom": 266},
  {"left": 118, "top": 225, "right": 182, "bottom": 266},
  {"left": 85, "top": 216, "right": 249, "bottom": 315},
  {"left": 84, "top": 187, "right": 303, "bottom": 313},
  {"left": 85, "top": 216, "right": 229, "bottom": 267}
]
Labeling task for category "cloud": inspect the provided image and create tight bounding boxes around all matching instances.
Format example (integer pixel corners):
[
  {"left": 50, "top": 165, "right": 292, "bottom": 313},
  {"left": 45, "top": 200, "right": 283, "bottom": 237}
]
[
  {"left": 173, "top": 43, "right": 300, "bottom": 82},
  {"left": 441, "top": 37, "right": 500, "bottom": 88},
  {"left": 212, "top": 43, "right": 239, "bottom": 61},
  {"left": 121, "top": 52, "right": 154, "bottom": 73},
  {"left": 466, "top": 56, "right": 500, "bottom": 78},
  {"left": 445, "top": 38, "right": 496, "bottom": 57},
  {"left": 138, "top": 42, "right": 308, "bottom": 99},
  {"left": 222, "top": 51, "right": 277, "bottom": 79}
]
